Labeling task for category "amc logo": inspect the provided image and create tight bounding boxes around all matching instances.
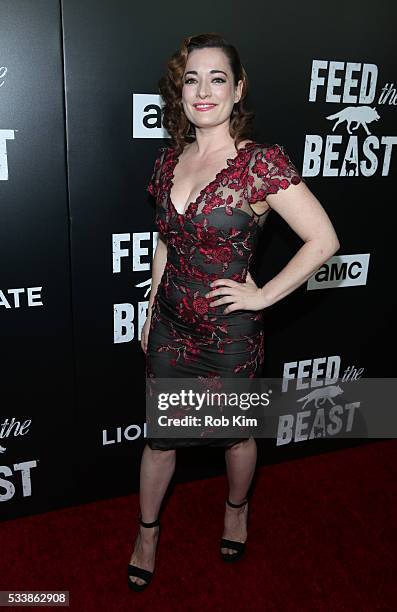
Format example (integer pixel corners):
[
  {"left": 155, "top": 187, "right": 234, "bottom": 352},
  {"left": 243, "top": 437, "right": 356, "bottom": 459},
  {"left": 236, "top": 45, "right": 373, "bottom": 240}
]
[
  {"left": 308, "top": 254, "right": 370, "bottom": 289},
  {"left": 132, "top": 94, "right": 169, "bottom": 139}
]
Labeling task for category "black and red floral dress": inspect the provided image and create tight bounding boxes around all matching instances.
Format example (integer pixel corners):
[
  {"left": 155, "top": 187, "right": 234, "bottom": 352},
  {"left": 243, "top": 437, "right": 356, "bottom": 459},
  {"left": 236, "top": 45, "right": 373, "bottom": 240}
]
[{"left": 145, "top": 141, "right": 304, "bottom": 450}]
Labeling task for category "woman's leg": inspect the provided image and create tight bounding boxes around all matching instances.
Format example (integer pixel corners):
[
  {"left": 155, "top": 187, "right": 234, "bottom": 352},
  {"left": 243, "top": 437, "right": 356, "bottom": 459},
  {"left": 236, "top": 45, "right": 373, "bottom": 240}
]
[
  {"left": 222, "top": 438, "right": 257, "bottom": 555},
  {"left": 129, "top": 443, "right": 176, "bottom": 586}
]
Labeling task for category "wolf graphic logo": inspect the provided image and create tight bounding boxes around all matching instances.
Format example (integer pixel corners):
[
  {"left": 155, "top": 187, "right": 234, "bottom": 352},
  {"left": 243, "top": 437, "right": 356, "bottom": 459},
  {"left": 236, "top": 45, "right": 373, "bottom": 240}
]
[
  {"left": 296, "top": 385, "right": 344, "bottom": 409},
  {"left": 345, "top": 159, "right": 358, "bottom": 176},
  {"left": 326, "top": 106, "right": 380, "bottom": 136}
]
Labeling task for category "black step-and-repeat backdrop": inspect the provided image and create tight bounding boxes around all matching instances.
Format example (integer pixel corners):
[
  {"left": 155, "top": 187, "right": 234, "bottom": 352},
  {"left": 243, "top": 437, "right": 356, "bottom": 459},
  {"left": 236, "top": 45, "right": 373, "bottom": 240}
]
[{"left": 1, "top": 0, "right": 396, "bottom": 520}]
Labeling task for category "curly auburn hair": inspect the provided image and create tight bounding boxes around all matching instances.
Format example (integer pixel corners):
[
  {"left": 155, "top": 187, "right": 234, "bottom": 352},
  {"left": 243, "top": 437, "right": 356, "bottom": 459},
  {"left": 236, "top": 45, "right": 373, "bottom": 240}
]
[{"left": 157, "top": 33, "right": 256, "bottom": 156}]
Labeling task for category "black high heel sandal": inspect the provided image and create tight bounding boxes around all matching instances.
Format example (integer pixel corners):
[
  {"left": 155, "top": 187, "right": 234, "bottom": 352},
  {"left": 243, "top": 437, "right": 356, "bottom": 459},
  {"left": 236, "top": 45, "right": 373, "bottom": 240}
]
[
  {"left": 128, "top": 516, "right": 160, "bottom": 591},
  {"left": 220, "top": 498, "right": 248, "bottom": 562}
]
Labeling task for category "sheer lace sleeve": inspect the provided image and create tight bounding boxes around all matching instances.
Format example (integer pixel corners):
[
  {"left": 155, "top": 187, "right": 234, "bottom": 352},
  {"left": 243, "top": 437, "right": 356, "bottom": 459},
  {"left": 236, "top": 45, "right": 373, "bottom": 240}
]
[
  {"left": 147, "top": 147, "right": 167, "bottom": 201},
  {"left": 247, "top": 143, "right": 305, "bottom": 207}
]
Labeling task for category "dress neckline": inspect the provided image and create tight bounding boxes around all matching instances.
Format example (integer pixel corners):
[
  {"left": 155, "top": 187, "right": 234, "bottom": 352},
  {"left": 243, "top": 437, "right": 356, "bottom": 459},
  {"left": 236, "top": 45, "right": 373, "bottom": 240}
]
[{"left": 168, "top": 140, "right": 256, "bottom": 218}]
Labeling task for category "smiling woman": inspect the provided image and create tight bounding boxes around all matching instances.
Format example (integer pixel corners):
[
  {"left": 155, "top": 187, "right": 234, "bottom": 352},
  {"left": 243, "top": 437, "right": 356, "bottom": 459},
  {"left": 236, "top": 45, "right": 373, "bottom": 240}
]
[
  {"left": 194, "top": 103, "right": 217, "bottom": 109},
  {"left": 156, "top": 33, "right": 255, "bottom": 156},
  {"left": 128, "top": 32, "right": 340, "bottom": 591}
]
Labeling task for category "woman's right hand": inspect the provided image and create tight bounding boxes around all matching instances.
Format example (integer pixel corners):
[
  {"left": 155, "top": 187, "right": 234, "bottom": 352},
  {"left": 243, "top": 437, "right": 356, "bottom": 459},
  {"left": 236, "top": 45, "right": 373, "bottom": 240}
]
[{"left": 141, "top": 314, "right": 152, "bottom": 354}]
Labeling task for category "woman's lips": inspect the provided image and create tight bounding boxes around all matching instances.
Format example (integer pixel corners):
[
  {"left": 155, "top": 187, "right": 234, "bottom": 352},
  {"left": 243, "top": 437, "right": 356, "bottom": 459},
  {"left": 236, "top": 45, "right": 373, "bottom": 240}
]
[{"left": 193, "top": 104, "right": 217, "bottom": 112}]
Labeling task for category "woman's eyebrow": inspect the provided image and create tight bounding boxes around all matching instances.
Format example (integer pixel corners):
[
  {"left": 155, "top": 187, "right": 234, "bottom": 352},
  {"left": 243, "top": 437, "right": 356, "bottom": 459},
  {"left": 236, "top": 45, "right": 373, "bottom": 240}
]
[{"left": 184, "top": 69, "right": 228, "bottom": 77}]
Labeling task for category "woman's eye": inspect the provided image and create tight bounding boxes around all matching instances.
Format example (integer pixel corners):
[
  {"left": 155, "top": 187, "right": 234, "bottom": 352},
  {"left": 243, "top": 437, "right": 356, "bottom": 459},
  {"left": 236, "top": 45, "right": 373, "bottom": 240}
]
[{"left": 184, "top": 78, "right": 226, "bottom": 84}]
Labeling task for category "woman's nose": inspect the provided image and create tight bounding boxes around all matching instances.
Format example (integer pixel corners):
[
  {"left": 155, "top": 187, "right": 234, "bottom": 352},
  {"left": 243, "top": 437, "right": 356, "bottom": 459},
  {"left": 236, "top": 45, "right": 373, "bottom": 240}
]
[{"left": 198, "top": 81, "right": 211, "bottom": 98}]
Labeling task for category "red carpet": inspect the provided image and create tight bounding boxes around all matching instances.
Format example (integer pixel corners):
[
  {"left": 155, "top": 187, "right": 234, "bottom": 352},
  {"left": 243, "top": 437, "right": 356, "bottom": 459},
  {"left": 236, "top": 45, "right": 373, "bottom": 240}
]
[{"left": 1, "top": 440, "right": 396, "bottom": 611}]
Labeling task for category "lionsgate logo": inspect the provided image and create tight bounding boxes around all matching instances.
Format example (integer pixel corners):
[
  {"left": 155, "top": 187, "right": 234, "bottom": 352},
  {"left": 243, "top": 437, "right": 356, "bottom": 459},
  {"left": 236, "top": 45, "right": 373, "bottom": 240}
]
[
  {"left": 304, "top": 60, "right": 397, "bottom": 177},
  {"left": 0, "top": 64, "right": 15, "bottom": 182}
]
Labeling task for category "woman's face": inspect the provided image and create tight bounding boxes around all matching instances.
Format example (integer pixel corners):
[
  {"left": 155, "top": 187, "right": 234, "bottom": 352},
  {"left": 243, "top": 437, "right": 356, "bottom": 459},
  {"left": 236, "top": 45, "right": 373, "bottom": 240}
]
[{"left": 181, "top": 47, "right": 243, "bottom": 132}]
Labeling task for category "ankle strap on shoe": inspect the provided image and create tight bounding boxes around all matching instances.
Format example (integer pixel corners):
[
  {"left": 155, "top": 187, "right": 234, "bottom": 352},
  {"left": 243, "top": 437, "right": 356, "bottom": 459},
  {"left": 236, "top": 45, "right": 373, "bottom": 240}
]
[
  {"left": 226, "top": 498, "right": 248, "bottom": 508},
  {"left": 139, "top": 516, "right": 160, "bottom": 528}
]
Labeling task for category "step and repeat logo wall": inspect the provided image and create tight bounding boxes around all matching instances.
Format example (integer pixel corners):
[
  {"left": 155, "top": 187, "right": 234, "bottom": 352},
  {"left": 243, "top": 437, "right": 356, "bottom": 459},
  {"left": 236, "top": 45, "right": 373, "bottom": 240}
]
[{"left": 1, "top": 0, "right": 396, "bottom": 520}]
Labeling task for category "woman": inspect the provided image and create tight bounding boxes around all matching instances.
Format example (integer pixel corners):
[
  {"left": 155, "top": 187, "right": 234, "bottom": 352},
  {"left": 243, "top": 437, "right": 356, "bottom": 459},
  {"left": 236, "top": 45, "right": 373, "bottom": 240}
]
[{"left": 128, "top": 33, "right": 340, "bottom": 590}]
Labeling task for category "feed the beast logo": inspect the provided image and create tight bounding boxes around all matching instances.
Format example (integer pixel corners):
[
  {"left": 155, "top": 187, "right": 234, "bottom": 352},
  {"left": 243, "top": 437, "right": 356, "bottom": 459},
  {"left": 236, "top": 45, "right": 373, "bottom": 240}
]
[
  {"left": 278, "top": 355, "right": 365, "bottom": 446},
  {"left": 305, "top": 60, "right": 396, "bottom": 177},
  {"left": 0, "top": 65, "right": 15, "bottom": 181},
  {"left": 0, "top": 129, "right": 15, "bottom": 181}
]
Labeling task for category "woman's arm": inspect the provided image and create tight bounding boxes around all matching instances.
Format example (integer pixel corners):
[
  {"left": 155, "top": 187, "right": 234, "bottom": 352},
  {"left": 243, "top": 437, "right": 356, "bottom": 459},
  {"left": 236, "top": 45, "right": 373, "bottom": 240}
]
[
  {"left": 147, "top": 233, "right": 168, "bottom": 316},
  {"left": 260, "top": 181, "right": 340, "bottom": 308}
]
